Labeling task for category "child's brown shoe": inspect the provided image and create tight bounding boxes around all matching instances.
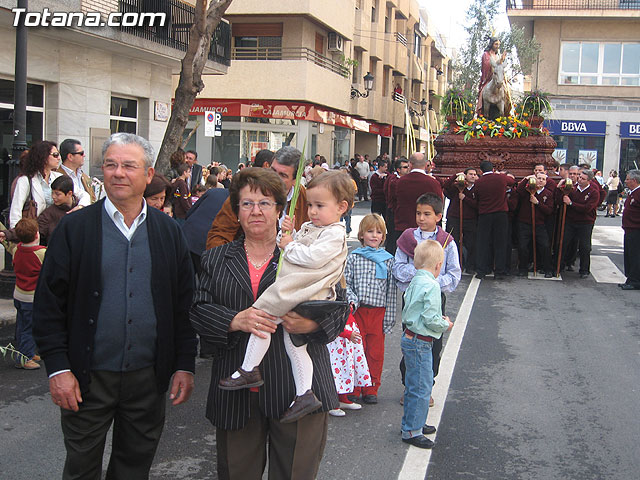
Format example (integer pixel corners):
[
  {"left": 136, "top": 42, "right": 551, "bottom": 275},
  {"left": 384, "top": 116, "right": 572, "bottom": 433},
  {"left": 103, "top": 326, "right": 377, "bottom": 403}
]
[
  {"left": 280, "top": 390, "right": 322, "bottom": 423},
  {"left": 219, "top": 367, "right": 263, "bottom": 390}
]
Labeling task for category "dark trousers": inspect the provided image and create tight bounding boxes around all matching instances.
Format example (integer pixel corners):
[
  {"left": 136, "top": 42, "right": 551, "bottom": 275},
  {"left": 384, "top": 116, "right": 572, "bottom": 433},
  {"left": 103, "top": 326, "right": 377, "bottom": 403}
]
[
  {"left": 385, "top": 208, "right": 397, "bottom": 255},
  {"left": 60, "top": 367, "right": 165, "bottom": 480},
  {"left": 561, "top": 223, "right": 594, "bottom": 274},
  {"left": 371, "top": 200, "right": 386, "bottom": 216},
  {"left": 624, "top": 229, "right": 640, "bottom": 287},
  {"left": 358, "top": 178, "right": 369, "bottom": 200},
  {"left": 400, "top": 293, "right": 446, "bottom": 385},
  {"left": 476, "top": 212, "right": 508, "bottom": 276},
  {"left": 517, "top": 222, "right": 552, "bottom": 273},
  {"left": 446, "top": 217, "right": 477, "bottom": 271},
  {"left": 216, "top": 392, "right": 328, "bottom": 480}
]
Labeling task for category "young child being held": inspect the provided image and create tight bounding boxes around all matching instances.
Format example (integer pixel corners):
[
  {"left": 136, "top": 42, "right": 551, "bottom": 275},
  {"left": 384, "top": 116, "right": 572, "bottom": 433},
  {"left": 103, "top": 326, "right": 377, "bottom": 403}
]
[
  {"left": 400, "top": 240, "right": 453, "bottom": 449},
  {"left": 219, "top": 170, "right": 352, "bottom": 423},
  {"left": 38, "top": 176, "right": 79, "bottom": 245},
  {"left": 344, "top": 213, "right": 397, "bottom": 405},
  {"left": 12, "top": 218, "right": 47, "bottom": 370}
]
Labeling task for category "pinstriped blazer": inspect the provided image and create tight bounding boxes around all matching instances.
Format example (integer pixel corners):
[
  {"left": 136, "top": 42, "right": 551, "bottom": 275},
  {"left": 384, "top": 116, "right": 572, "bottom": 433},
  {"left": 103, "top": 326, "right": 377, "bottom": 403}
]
[{"left": 191, "top": 238, "right": 347, "bottom": 431}]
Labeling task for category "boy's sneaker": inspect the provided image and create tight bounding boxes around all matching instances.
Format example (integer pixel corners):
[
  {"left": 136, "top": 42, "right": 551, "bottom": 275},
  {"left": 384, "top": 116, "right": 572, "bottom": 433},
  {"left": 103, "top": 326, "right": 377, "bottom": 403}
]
[
  {"left": 15, "top": 359, "right": 40, "bottom": 370},
  {"left": 329, "top": 408, "right": 346, "bottom": 417},
  {"left": 422, "top": 425, "right": 437, "bottom": 435},
  {"left": 402, "top": 435, "right": 434, "bottom": 449},
  {"left": 362, "top": 394, "right": 378, "bottom": 404}
]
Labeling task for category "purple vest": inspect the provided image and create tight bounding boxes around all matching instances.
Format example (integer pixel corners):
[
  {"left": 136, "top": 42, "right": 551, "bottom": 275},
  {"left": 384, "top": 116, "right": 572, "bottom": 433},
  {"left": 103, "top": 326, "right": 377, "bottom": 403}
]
[{"left": 396, "top": 227, "right": 450, "bottom": 258}]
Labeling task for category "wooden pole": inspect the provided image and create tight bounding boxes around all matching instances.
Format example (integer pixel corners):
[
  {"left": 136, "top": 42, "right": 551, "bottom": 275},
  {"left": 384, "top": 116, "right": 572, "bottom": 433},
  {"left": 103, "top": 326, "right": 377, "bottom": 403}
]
[
  {"left": 555, "top": 203, "right": 567, "bottom": 277},
  {"left": 531, "top": 199, "right": 537, "bottom": 276},
  {"left": 459, "top": 195, "right": 464, "bottom": 268}
]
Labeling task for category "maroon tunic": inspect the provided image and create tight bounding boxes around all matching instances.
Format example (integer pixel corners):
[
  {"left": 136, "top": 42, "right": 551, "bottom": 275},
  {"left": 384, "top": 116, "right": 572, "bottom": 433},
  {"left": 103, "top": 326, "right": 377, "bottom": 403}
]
[
  {"left": 393, "top": 171, "right": 443, "bottom": 231},
  {"left": 516, "top": 180, "right": 554, "bottom": 225},
  {"left": 384, "top": 173, "right": 400, "bottom": 210},
  {"left": 564, "top": 184, "right": 600, "bottom": 225},
  {"left": 443, "top": 174, "right": 478, "bottom": 220},
  {"left": 370, "top": 172, "right": 387, "bottom": 203},
  {"left": 474, "top": 172, "right": 515, "bottom": 215},
  {"left": 622, "top": 187, "right": 640, "bottom": 231}
]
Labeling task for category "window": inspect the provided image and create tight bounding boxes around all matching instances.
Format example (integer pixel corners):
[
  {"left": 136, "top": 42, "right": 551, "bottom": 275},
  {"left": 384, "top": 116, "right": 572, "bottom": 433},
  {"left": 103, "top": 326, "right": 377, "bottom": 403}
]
[
  {"left": 560, "top": 42, "right": 640, "bottom": 86},
  {"left": 414, "top": 31, "right": 422, "bottom": 58},
  {"left": 234, "top": 36, "right": 282, "bottom": 59},
  {"left": 371, "top": 0, "right": 378, "bottom": 23},
  {"left": 110, "top": 96, "right": 137, "bottom": 134}
]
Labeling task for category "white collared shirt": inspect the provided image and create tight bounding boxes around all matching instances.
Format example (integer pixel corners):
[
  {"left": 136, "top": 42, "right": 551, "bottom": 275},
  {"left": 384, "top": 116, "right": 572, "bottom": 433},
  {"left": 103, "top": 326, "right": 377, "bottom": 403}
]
[
  {"left": 577, "top": 183, "right": 591, "bottom": 193},
  {"left": 103, "top": 196, "right": 147, "bottom": 241},
  {"left": 60, "top": 164, "right": 85, "bottom": 197},
  {"left": 410, "top": 168, "right": 427, "bottom": 175}
]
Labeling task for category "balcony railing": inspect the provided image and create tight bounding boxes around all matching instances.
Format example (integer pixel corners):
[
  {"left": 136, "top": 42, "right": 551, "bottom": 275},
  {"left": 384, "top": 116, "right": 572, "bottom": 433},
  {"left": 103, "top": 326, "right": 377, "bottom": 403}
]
[
  {"left": 393, "top": 91, "right": 405, "bottom": 103},
  {"left": 396, "top": 32, "right": 408, "bottom": 47},
  {"left": 231, "top": 47, "right": 350, "bottom": 77},
  {"left": 118, "top": 0, "right": 231, "bottom": 66},
  {"left": 507, "top": 0, "right": 640, "bottom": 9}
]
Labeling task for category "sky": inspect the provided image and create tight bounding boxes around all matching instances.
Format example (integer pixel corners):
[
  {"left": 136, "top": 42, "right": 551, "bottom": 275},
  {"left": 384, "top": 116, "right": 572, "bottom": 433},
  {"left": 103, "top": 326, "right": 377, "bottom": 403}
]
[{"left": 421, "top": 0, "right": 511, "bottom": 55}]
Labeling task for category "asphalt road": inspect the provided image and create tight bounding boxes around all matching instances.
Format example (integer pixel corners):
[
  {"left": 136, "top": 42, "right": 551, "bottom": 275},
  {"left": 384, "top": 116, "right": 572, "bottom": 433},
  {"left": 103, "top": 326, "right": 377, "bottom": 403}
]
[{"left": 0, "top": 204, "right": 637, "bottom": 479}]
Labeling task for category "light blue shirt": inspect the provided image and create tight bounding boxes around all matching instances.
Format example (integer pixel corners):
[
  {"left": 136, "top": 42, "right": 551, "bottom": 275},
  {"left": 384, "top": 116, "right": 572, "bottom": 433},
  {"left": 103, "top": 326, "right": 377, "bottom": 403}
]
[
  {"left": 103, "top": 196, "right": 147, "bottom": 241},
  {"left": 401, "top": 270, "right": 450, "bottom": 339},
  {"left": 392, "top": 228, "right": 461, "bottom": 292}
]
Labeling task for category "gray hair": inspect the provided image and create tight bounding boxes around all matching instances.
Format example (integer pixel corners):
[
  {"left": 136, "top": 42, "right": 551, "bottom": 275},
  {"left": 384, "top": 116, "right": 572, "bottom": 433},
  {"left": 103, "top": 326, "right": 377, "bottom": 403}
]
[
  {"left": 569, "top": 165, "right": 580, "bottom": 172},
  {"left": 102, "top": 133, "right": 154, "bottom": 168},
  {"left": 580, "top": 169, "right": 594, "bottom": 181},
  {"left": 274, "top": 146, "right": 301, "bottom": 171},
  {"left": 626, "top": 169, "right": 640, "bottom": 183}
]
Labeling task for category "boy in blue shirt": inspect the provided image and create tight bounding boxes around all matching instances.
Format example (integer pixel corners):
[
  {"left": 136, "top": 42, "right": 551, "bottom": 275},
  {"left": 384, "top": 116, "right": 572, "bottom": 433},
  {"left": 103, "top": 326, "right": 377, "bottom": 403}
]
[{"left": 401, "top": 239, "right": 453, "bottom": 449}]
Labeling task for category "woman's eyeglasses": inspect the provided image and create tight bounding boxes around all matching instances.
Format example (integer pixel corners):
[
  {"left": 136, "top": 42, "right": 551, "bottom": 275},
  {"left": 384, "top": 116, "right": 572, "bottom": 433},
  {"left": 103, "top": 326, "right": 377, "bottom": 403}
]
[{"left": 238, "top": 200, "right": 278, "bottom": 211}]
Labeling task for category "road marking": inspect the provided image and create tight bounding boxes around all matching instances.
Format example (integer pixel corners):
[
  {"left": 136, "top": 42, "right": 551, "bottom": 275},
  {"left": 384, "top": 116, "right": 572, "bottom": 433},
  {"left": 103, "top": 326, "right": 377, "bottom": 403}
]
[
  {"left": 397, "top": 276, "right": 481, "bottom": 480},
  {"left": 590, "top": 255, "right": 626, "bottom": 284},
  {"left": 592, "top": 225, "right": 623, "bottom": 247}
]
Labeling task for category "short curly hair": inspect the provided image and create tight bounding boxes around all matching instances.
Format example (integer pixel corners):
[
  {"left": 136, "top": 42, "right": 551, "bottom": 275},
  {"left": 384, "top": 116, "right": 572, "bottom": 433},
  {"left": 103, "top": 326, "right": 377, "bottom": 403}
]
[{"left": 229, "top": 168, "right": 287, "bottom": 216}]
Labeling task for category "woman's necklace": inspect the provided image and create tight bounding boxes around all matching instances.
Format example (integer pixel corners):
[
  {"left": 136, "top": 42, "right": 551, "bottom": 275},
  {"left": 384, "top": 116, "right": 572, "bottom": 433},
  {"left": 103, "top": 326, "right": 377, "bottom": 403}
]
[{"left": 244, "top": 242, "right": 273, "bottom": 269}]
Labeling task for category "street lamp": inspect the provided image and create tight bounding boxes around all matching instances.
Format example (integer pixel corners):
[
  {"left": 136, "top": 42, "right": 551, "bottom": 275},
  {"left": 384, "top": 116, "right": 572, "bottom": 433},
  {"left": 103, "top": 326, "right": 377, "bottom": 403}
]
[
  {"left": 351, "top": 72, "right": 374, "bottom": 98},
  {"left": 420, "top": 98, "right": 427, "bottom": 115}
]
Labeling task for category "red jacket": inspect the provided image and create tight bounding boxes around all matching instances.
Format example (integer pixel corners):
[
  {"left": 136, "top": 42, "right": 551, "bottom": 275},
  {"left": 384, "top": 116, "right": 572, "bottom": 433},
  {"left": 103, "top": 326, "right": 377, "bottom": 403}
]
[
  {"left": 370, "top": 172, "right": 387, "bottom": 203},
  {"left": 393, "top": 171, "right": 443, "bottom": 231},
  {"left": 622, "top": 187, "right": 640, "bottom": 231},
  {"left": 13, "top": 243, "right": 46, "bottom": 296},
  {"left": 474, "top": 172, "right": 515, "bottom": 215},
  {"left": 563, "top": 184, "right": 600, "bottom": 225},
  {"left": 516, "top": 180, "right": 554, "bottom": 225},
  {"left": 443, "top": 174, "right": 478, "bottom": 220}
]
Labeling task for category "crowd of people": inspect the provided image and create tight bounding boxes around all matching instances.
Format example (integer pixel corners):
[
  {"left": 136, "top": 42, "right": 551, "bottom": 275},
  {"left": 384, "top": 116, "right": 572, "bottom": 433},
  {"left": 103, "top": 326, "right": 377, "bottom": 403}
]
[{"left": 1, "top": 133, "right": 639, "bottom": 479}]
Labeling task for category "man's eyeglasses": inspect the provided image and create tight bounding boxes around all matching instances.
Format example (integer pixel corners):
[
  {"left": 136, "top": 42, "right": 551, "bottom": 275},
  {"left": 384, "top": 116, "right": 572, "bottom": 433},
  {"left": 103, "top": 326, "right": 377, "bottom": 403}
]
[
  {"left": 103, "top": 162, "right": 143, "bottom": 172},
  {"left": 73, "top": 151, "right": 85, "bottom": 156},
  {"left": 238, "top": 200, "right": 278, "bottom": 211},
  {"left": 50, "top": 152, "right": 60, "bottom": 158}
]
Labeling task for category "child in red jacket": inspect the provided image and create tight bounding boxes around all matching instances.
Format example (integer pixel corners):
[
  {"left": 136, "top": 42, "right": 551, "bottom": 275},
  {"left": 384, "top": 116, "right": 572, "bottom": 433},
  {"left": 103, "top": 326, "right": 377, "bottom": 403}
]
[{"left": 12, "top": 218, "right": 46, "bottom": 369}]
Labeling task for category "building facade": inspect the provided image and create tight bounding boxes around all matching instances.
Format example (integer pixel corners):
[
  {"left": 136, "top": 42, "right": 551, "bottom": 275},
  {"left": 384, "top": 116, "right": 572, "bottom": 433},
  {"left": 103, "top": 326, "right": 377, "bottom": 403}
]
[
  {"left": 181, "top": 0, "right": 450, "bottom": 170},
  {"left": 507, "top": 0, "right": 640, "bottom": 176},
  {"left": 0, "top": 0, "right": 230, "bottom": 212}
]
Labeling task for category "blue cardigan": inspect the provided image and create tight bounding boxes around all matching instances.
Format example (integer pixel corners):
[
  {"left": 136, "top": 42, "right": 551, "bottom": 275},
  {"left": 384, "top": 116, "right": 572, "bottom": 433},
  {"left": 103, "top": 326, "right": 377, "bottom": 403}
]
[{"left": 33, "top": 199, "right": 197, "bottom": 394}]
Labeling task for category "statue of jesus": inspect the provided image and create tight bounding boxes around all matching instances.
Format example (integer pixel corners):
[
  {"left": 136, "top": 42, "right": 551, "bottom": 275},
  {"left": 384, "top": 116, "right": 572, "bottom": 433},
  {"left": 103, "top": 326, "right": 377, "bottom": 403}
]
[{"left": 477, "top": 37, "right": 512, "bottom": 118}]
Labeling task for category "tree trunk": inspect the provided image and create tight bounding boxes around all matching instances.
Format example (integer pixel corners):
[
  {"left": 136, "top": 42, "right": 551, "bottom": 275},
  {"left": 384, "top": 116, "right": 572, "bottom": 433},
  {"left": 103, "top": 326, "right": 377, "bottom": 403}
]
[{"left": 155, "top": 0, "right": 233, "bottom": 175}]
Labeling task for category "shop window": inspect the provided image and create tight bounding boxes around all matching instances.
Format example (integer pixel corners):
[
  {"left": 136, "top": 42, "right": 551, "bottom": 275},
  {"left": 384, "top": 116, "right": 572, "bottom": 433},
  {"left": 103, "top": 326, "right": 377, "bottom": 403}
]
[
  {"left": 560, "top": 42, "right": 640, "bottom": 86},
  {"left": 619, "top": 139, "right": 640, "bottom": 178},
  {"left": 110, "top": 96, "right": 137, "bottom": 134},
  {"left": 333, "top": 127, "right": 351, "bottom": 167},
  {"left": 552, "top": 135, "right": 605, "bottom": 171}
]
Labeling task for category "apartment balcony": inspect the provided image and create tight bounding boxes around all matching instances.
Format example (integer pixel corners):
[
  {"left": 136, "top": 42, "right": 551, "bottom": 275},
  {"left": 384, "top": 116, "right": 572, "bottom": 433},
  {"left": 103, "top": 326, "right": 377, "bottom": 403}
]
[
  {"left": 506, "top": 0, "right": 640, "bottom": 18},
  {"left": 395, "top": 32, "right": 409, "bottom": 76},
  {"left": 118, "top": 0, "right": 231, "bottom": 67},
  {"left": 199, "top": 47, "right": 352, "bottom": 112}
]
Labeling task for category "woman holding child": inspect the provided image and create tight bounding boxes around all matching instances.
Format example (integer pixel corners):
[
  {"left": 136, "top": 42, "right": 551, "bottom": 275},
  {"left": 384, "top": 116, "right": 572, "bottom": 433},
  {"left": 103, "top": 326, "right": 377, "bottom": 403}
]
[{"left": 191, "top": 167, "right": 349, "bottom": 479}]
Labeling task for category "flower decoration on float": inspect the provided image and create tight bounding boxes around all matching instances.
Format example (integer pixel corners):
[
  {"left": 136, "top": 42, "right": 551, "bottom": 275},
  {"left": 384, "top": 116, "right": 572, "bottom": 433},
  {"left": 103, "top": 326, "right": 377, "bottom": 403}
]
[{"left": 453, "top": 115, "right": 550, "bottom": 143}]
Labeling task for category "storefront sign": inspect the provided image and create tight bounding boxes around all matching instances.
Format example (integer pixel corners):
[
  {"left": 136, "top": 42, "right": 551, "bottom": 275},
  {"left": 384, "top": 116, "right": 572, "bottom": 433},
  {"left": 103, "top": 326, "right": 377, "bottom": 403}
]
[
  {"left": 544, "top": 119, "right": 606, "bottom": 137},
  {"left": 620, "top": 122, "right": 640, "bottom": 138},
  {"left": 187, "top": 99, "right": 393, "bottom": 137}
]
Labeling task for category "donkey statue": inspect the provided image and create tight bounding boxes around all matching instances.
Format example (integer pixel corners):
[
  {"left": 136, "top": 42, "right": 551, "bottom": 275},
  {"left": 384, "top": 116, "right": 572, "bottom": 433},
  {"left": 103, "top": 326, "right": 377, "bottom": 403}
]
[{"left": 481, "top": 61, "right": 508, "bottom": 120}]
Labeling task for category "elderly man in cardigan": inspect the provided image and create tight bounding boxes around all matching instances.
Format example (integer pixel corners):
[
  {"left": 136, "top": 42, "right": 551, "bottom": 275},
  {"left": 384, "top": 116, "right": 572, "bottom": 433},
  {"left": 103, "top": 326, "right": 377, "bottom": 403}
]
[{"left": 34, "top": 133, "right": 197, "bottom": 479}]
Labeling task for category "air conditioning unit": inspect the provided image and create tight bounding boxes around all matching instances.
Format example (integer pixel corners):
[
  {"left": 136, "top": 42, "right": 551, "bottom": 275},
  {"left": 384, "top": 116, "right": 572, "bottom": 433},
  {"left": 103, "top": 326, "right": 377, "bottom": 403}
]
[{"left": 328, "top": 32, "right": 343, "bottom": 53}]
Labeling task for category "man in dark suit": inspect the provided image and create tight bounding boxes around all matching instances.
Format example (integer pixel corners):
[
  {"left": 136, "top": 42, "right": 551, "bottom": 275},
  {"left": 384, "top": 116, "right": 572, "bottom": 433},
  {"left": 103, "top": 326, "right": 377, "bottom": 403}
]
[
  {"left": 186, "top": 149, "right": 203, "bottom": 194},
  {"left": 393, "top": 152, "right": 443, "bottom": 242},
  {"left": 34, "top": 133, "right": 197, "bottom": 479},
  {"left": 474, "top": 160, "right": 515, "bottom": 279}
]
